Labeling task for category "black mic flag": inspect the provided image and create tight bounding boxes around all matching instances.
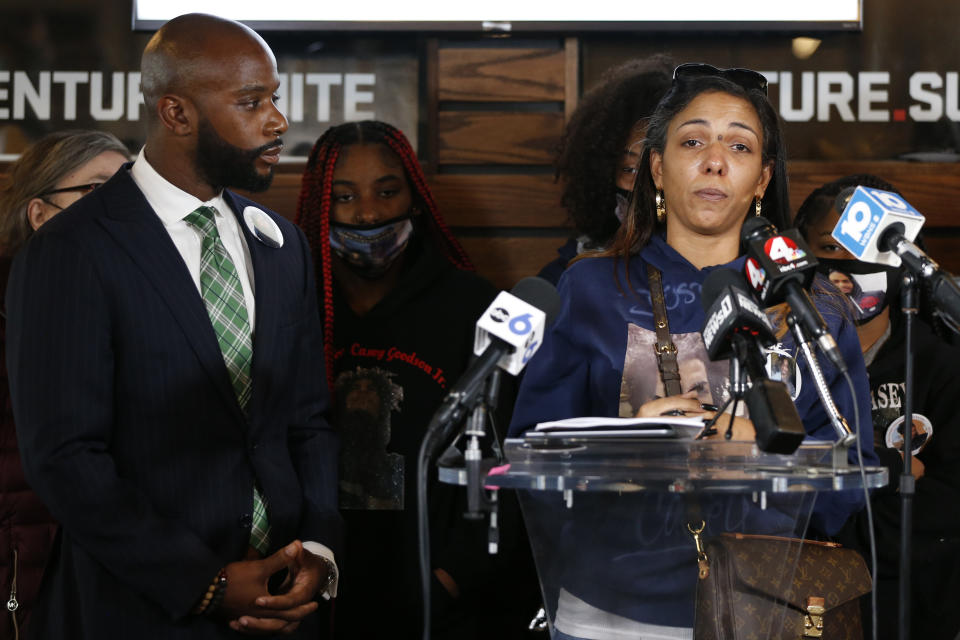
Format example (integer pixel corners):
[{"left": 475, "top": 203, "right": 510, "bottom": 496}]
[{"left": 701, "top": 268, "right": 805, "bottom": 454}]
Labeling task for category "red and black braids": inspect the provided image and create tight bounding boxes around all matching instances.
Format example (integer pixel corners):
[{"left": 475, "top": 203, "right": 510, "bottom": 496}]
[
  {"left": 295, "top": 129, "right": 342, "bottom": 392},
  {"left": 294, "top": 120, "right": 475, "bottom": 393},
  {"left": 373, "top": 123, "right": 474, "bottom": 271}
]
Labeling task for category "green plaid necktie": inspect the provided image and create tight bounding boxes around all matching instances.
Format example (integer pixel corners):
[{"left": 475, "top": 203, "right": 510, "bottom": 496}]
[{"left": 184, "top": 205, "right": 270, "bottom": 555}]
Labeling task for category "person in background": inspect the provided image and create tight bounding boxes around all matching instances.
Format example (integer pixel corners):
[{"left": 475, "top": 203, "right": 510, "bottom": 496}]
[
  {"left": 509, "top": 64, "right": 876, "bottom": 639},
  {"left": 296, "top": 120, "right": 537, "bottom": 639},
  {"left": 0, "top": 129, "right": 128, "bottom": 639},
  {"left": 0, "top": 130, "right": 130, "bottom": 255},
  {"left": 538, "top": 56, "right": 673, "bottom": 285},
  {"left": 7, "top": 15, "right": 340, "bottom": 638},
  {"left": 796, "top": 173, "right": 960, "bottom": 640}
]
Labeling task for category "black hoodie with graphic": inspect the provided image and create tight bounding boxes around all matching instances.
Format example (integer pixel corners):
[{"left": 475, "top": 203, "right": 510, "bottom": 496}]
[
  {"left": 328, "top": 236, "right": 536, "bottom": 639},
  {"left": 842, "top": 314, "right": 960, "bottom": 639}
]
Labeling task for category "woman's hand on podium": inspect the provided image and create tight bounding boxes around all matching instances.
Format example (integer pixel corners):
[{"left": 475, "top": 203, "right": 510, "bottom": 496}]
[{"left": 634, "top": 391, "right": 706, "bottom": 418}]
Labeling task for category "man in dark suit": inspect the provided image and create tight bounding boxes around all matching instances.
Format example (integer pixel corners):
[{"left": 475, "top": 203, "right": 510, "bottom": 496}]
[{"left": 5, "top": 14, "right": 340, "bottom": 638}]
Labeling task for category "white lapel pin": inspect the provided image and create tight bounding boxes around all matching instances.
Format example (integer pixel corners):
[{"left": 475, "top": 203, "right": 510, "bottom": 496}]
[{"left": 243, "top": 206, "right": 284, "bottom": 249}]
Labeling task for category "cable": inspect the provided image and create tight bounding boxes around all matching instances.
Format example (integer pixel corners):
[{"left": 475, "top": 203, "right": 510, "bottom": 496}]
[
  {"left": 842, "top": 368, "right": 878, "bottom": 640},
  {"left": 416, "top": 412, "right": 452, "bottom": 640}
]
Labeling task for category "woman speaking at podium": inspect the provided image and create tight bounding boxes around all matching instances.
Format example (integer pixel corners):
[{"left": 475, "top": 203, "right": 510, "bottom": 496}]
[{"left": 508, "top": 64, "right": 878, "bottom": 639}]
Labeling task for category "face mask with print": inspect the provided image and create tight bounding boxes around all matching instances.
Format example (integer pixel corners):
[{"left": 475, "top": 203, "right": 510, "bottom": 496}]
[
  {"left": 816, "top": 257, "right": 902, "bottom": 325},
  {"left": 329, "top": 214, "right": 413, "bottom": 279}
]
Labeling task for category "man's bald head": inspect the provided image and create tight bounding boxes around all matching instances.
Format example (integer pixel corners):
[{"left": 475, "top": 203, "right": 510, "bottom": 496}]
[{"left": 140, "top": 14, "right": 274, "bottom": 124}]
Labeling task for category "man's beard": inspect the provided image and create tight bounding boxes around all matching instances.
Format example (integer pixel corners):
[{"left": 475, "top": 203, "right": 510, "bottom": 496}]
[{"left": 195, "top": 117, "right": 280, "bottom": 193}]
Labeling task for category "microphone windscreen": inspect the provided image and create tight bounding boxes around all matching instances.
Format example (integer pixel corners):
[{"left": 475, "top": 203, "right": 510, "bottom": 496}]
[
  {"left": 509, "top": 277, "right": 561, "bottom": 326},
  {"left": 834, "top": 186, "right": 857, "bottom": 217},
  {"left": 740, "top": 215, "right": 773, "bottom": 243},
  {"left": 701, "top": 268, "right": 749, "bottom": 312}
]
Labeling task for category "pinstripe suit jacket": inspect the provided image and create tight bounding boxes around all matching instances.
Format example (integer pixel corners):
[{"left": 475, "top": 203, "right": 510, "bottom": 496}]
[{"left": 5, "top": 166, "right": 341, "bottom": 638}]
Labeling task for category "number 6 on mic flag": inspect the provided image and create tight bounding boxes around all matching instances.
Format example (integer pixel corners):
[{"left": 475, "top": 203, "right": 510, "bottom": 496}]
[{"left": 474, "top": 289, "right": 547, "bottom": 375}]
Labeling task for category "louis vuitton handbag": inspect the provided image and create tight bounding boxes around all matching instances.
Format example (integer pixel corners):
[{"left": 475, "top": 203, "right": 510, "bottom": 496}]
[{"left": 691, "top": 530, "right": 872, "bottom": 640}]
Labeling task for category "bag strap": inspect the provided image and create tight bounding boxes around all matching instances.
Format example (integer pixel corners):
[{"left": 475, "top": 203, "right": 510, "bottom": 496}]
[
  {"left": 647, "top": 265, "right": 707, "bottom": 577},
  {"left": 646, "top": 264, "right": 683, "bottom": 397}
]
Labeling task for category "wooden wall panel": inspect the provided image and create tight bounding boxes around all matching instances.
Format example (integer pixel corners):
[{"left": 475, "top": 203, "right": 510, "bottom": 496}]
[
  {"left": 232, "top": 172, "right": 567, "bottom": 228},
  {"left": 564, "top": 37, "right": 580, "bottom": 122},
  {"left": 429, "top": 174, "right": 564, "bottom": 227},
  {"left": 228, "top": 161, "right": 960, "bottom": 228},
  {"left": 423, "top": 38, "right": 440, "bottom": 175},
  {"left": 787, "top": 161, "right": 960, "bottom": 226},
  {"left": 458, "top": 236, "right": 563, "bottom": 290},
  {"left": 437, "top": 112, "right": 564, "bottom": 165},
  {"left": 918, "top": 235, "right": 960, "bottom": 274},
  {"left": 5, "top": 160, "right": 960, "bottom": 291},
  {"left": 437, "top": 49, "right": 565, "bottom": 102},
  {"left": 5, "top": 160, "right": 960, "bottom": 229},
  {"left": 234, "top": 173, "right": 302, "bottom": 221}
]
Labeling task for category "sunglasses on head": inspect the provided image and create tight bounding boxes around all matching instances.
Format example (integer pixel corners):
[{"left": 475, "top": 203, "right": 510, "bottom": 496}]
[
  {"left": 39, "top": 182, "right": 103, "bottom": 198},
  {"left": 672, "top": 63, "right": 768, "bottom": 96}
]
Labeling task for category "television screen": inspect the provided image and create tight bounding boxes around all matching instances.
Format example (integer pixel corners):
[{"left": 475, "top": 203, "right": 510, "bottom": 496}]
[{"left": 132, "top": 0, "right": 862, "bottom": 32}]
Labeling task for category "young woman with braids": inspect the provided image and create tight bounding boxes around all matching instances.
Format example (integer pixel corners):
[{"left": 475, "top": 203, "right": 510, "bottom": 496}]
[
  {"left": 539, "top": 56, "right": 673, "bottom": 285},
  {"left": 508, "top": 66, "right": 877, "bottom": 639},
  {"left": 796, "top": 174, "right": 960, "bottom": 640},
  {"left": 296, "top": 120, "right": 535, "bottom": 638}
]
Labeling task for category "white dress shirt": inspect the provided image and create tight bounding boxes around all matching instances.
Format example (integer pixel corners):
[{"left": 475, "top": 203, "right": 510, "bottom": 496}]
[
  {"left": 130, "top": 150, "right": 257, "bottom": 331},
  {"left": 129, "top": 150, "right": 338, "bottom": 597}
]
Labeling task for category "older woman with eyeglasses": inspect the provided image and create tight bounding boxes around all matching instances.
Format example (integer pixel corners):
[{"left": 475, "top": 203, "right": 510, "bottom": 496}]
[
  {"left": 0, "top": 129, "right": 127, "bottom": 638},
  {"left": 0, "top": 130, "right": 129, "bottom": 256},
  {"left": 508, "top": 64, "right": 877, "bottom": 639}
]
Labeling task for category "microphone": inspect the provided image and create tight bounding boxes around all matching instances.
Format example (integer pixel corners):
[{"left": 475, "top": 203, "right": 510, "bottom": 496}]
[
  {"left": 418, "top": 277, "right": 559, "bottom": 640},
  {"left": 426, "top": 277, "right": 561, "bottom": 450},
  {"left": 701, "top": 268, "right": 777, "bottom": 360},
  {"left": 831, "top": 185, "right": 924, "bottom": 267},
  {"left": 831, "top": 185, "right": 960, "bottom": 325},
  {"left": 472, "top": 276, "right": 561, "bottom": 375},
  {"left": 701, "top": 269, "right": 806, "bottom": 454},
  {"left": 741, "top": 216, "right": 849, "bottom": 374}
]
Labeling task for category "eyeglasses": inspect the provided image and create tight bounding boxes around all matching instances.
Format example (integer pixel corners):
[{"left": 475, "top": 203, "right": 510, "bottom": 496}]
[
  {"left": 38, "top": 182, "right": 103, "bottom": 198},
  {"left": 672, "top": 63, "right": 768, "bottom": 96}
]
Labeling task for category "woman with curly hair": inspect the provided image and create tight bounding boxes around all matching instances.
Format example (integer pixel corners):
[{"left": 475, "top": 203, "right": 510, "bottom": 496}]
[
  {"left": 538, "top": 56, "right": 673, "bottom": 285},
  {"left": 296, "top": 120, "right": 535, "bottom": 638}
]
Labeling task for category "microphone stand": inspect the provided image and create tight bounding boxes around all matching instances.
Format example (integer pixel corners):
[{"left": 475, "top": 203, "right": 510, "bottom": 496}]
[
  {"left": 726, "top": 338, "right": 747, "bottom": 436},
  {"left": 786, "top": 316, "right": 857, "bottom": 467},
  {"left": 898, "top": 273, "right": 917, "bottom": 640},
  {"left": 885, "top": 231, "right": 960, "bottom": 327},
  {"left": 699, "top": 341, "right": 743, "bottom": 438},
  {"left": 418, "top": 367, "right": 503, "bottom": 640},
  {"left": 464, "top": 369, "right": 502, "bottom": 555}
]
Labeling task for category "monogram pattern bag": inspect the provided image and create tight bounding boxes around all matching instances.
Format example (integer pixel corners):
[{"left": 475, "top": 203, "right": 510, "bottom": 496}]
[{"left": 693, "top": 532, "right": 871, "bottom": 639}]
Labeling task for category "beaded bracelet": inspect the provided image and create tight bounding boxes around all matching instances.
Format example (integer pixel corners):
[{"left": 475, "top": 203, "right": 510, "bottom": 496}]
[
  {"left": 192, "top": 568, "right": 228, "bottom": 615},
  {"left": 205, "top": 569, "right": 228, "bottom": 615}
]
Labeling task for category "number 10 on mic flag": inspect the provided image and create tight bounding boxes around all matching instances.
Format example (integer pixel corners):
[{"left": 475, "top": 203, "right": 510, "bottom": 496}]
[
  {"left": 832, "top": 186, "right": 924, "bottom": 267},
  {"left": 474, "top": 291, "right": 547, "bottom": 375}
]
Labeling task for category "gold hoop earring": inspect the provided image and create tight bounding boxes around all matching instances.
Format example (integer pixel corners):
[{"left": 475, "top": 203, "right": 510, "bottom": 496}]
[
  {"left": 755, "top": 197, "right": 762, "bottom": 217},
  {"left": 656, "top": 190, "right": 666, "bottom": 223}
]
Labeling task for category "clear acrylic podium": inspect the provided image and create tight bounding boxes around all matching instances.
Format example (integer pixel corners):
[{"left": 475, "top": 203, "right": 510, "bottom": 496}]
[{"left": 440, "top": 434, "right": 888, "bottom": 638}]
